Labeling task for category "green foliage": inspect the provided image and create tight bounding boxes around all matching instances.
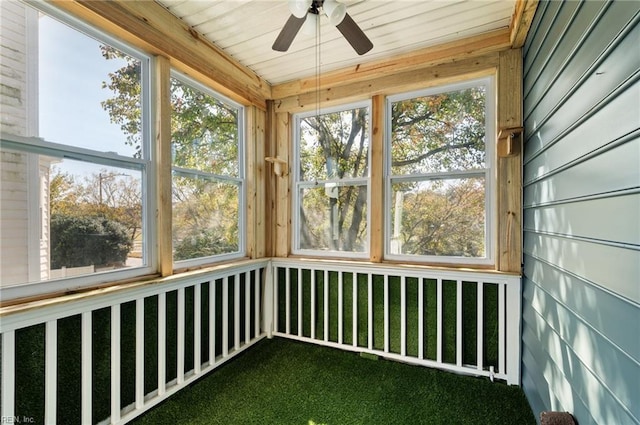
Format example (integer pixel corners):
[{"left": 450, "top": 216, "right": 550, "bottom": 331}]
[
  {"left": 390, "top": 87, "right": 486, "bottom": 174},
  {"left": 50, "top": 213, "right": 132, "bottom": 269},
  {"left": 170, "top": 79, "right": 239, "bottom": 176},
  {"left": 100, "top": 45, "right": 143, "bottom": 157},
  {"left": 174, "top": 228, "right": 238, "bottom": 261}
]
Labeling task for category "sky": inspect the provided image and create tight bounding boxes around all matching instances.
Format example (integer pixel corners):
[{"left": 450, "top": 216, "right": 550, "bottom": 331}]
[{"left": 38, "top": 14, "right": 137, "bottom": 158}]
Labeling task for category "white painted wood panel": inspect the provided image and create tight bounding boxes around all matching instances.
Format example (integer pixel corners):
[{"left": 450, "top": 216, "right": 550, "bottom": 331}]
[{"left": 156, "top": 0, "right": 517, "bottom": 84}]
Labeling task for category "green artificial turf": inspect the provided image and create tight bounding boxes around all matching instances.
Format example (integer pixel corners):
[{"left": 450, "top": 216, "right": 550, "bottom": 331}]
[{"left": 130, "top": 337, "right": 535, "bottom": 425}]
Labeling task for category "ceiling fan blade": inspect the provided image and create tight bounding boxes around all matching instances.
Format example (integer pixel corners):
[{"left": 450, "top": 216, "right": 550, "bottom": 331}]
[
  {"left": 272, "top": 14, "right": 306, "bottom": 52},
  {"left": 336, "top": 13, "right": 373, "bottom": 55}
]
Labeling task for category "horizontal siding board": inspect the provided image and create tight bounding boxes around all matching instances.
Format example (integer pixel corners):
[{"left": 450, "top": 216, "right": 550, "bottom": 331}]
[
  {"left": 521, "top": 359, "right": 548, "bottom": 421},
  {"left": 523, "top": 279, "right": 639, "bottom": 416},
  {"left": 524, "top": 82, "right": 640, "bottom": 181},
  {"left": 525, "top": 20, "right": 640, "bottom": 156},
  {"left": 524, "top": 138, "right": 640, "bottom": 206},
  {"left": 524, "top": 1, "right": 638, "bottom": 124},
  {"left": 523, "top": 1, "right": 640, "bottom": 424},
  {"left": 524, "top": 255, "right": 639, "bottom": 364},
  {"left": 522, "top": 325, "right": 622, "bottom": 425},
  {"left": 523, "top": 0, "right": 585, "bottom": 98},
  {"left": 524, "top": 194, "right": 640, "bottom": 247},
  {"left": 524, "top": 232, "right": 639, "bottom": 304},
  {"left": 523, "top": 0, "right": 562, "bottom": 79}
]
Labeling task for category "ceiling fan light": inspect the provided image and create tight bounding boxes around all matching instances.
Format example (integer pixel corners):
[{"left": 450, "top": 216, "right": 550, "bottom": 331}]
[
  {"left": 323, "top": 0, "right": 346, "bottom": 26},
  {"left": 301, "top": 12, "right": 318, "bottom": 36},
  {"left": 289, "top": 0, "right": 311, "bottom": 18}
]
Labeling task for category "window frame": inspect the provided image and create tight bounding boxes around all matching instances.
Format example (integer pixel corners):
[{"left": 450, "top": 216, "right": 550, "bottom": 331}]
[
  {"left": 292, "top": 101, "right": 372, "bottom": 258},
  {"left": 0, "top": 1, "right": 157, "bottom": 301},
  {"left": 384, "top": 76, "right": 497, "bottom": 266},
  {"left": 169, "top": 71, "right": 246, "bottom": 269}
]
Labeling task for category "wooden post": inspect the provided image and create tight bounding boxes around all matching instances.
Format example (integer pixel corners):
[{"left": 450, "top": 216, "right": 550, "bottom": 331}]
[
  {"left": 497, "top": 48, "right": 523, "bottom": 273},
  {"left": 275, "top": 112, "right": 291, "bottom": 257},
  {"left": 370, "top": 95, "right": 385, "bottom": 262},
  {"left": 246, "top": 106, "right": 266, "bottom": 259},
  {"left": 155, "top": 55, "right": 173, "bottom": 276}
]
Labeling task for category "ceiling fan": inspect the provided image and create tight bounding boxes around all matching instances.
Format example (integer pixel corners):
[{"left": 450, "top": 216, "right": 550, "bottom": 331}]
[{"left": 272, "top": 0, "right": 373, "bottom": 55}]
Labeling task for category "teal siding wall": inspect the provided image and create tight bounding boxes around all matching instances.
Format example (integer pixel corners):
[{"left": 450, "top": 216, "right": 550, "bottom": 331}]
[{"left": 522, "top": 1, "right": 640, "bottom": 424}]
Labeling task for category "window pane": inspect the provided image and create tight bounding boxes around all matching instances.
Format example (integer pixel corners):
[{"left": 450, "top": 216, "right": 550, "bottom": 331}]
[
  {"left": 299, "top": 184, "right": 368, "bottom": 252},
  {"left": 170, "top": 78, "right": 239, "bottom": 176},
  {"left": 390, "top": 178, "right": 486, "bottom": 257},
  {"left": 0, "top": 149, "right": 143, "bottom": 286},
  {"left": 39, "top": 14, "right": 143, "bottom": 158},
  {"left": 299, "top": 108, "right": 369, "bottom": 181},
  {"left": 390, "top": 86, "right": 486, "bottom": 175},
  {"left": 172, "top": 175, "right": 239, "bottom": 260}
]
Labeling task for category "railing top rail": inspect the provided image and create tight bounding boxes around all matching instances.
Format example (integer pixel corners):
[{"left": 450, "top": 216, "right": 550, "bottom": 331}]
[
  {"left": 0, "top": 258, "right": 269, "bottom": 333},
  {"left": 271, "top": 257, "right": 522, "bottom": 283}
]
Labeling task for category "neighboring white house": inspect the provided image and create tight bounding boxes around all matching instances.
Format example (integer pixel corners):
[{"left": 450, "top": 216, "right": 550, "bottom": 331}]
[{"left": 1, "top": 1, "right": 54, "bottom": 286}]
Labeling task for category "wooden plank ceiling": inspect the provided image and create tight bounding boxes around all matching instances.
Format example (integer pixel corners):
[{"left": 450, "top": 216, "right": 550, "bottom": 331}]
[{"left": 156, "top": 0, "right": 519, "bottom": 86}]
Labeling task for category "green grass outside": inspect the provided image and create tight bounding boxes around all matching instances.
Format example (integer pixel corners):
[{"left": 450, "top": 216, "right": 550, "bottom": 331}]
[{"left": 130, "top": 337, "right": 535, "bottom": 425}]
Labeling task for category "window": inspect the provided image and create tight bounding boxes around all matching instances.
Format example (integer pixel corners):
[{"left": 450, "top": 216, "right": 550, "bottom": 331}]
[
  {"left": 0, "top": 2, "right": 154, "bottom": 298},
  {"left": 293, "top": 103, "right": 370, "bottom": 256},
  {"left": 170, "top": 73, "right": 245, "bottom": 266},
  {"left": 386, "top": 78, "right": 495, "bottom": 264}
]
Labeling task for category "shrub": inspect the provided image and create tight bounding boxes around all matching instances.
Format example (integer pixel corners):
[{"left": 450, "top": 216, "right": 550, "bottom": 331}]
[{"left": 50, "top": 213, "right": 132, "bottom": 269}]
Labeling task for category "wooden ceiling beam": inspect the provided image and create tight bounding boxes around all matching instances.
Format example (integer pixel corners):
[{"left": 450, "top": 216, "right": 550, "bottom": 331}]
[
  {"left": 274, "top": 52, "right": 500, "bottom": 113},
  {"left": 271, "top": 29, "right": 511, "bottom": 101},
  {"left": 51, "top": 0, "right": 272, "bottom": 109},
  {"left": 510, "top": 0, "right": 539, "bottom": 48}
]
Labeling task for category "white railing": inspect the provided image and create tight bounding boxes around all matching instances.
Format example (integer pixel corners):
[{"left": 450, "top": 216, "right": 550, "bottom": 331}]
[
  {"left": 0, "top": 257, "right": 522, "bottom": 424},
  {"left": 270, "top": 258, "right": 522, "bottom": 385},
  {"left": 0, "top": 259, "right": 270, "bottom": 425}
]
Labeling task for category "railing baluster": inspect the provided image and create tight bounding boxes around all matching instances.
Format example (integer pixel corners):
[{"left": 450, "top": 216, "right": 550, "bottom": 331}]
[
  {"left": 384, "top": 274, "right": 389, "bottom": 353},
  {"left": 111, "top": 304, "right": 121, "bottom": 423},
  {"left": 272, "top": 267, "right": 278, "bottom": 335},
  {"left": 352, "top": 272, "right": 357, "bottom": 348},
  {"left": 477, "top": 282, "right": 484, "bottom": 371},
  {"left": 506, "top": 279, "right": 522, "bottom": 385},
  {"left": 311, "top": 269, "right": 316, "bottom": 340},
  {"left": 135, "top": 298, "right": 144, "bottom": 408},
  {"left": 234, "top": 274, "right": 241, "bottom": 351},
  {"left": 158, "top": 293, "right": 166, "bottom": 395},
  {"left": 194, "top": 284, "right": 202, "bottom": 373},
  {"left": 81, "top": 312, "right": 92, "bottom": 424},
  {"left": 401, "top": 276, "right": 406, "bottom": 357},
  {"left": 323, "top": 269, "right": 329, "bottom": 342},
  {"left": 245, "top": 272, "right": 251, "bottom": 344},
  {"left": 1, "top": 331, "right": 15, "bottom": 420},
  {"left": 222, "top": 277, "right": 229, "bottom": 358},
  {"left": 285, "top": 268, "right": 291, "bottom": 335},
  {"left": 254, "top": 271, "right": 261, "bottom": 338},
  {"left": 418, "top": 278, "right": 424, "bottom": 360},
  {"left": 177, "top": 288, "right": 185, "bottom": 385},
  {"left": 367, "top": 273, "right": 373, "bottom": 350},
  {"left": 298, "top": 268, "right": 303, "bottom": 337},
  {"left": 500, "top": 282, "right": 507, "bottom": 378},
  {"left": 45, "top": 320, "right": 57, "bottom": 424},
  {"left": 456, "top": 280, "right": 463, "bottom": 367},
  {"left": 436, "top": 279, "right": 443, "bottom": 364},
  {"left": 338, "top": 271, "right": 343, "bottom": 344},
  {"left": 209, "top": 281, "right": 216, "bottom": 365}
]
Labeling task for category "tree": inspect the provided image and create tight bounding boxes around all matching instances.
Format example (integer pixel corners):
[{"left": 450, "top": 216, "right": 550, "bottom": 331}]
[
  {"left": 100, "top": 46, "right": 242, "bottom": 259},
  {"left": 50, "top": 167, "right": 143, "bottom": 244},
  {"left": 99, "top": 41, "right": 488, "bottom": 258},
  {"left": 297, "top": 86, "right": 487, "bottom": 256}
]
